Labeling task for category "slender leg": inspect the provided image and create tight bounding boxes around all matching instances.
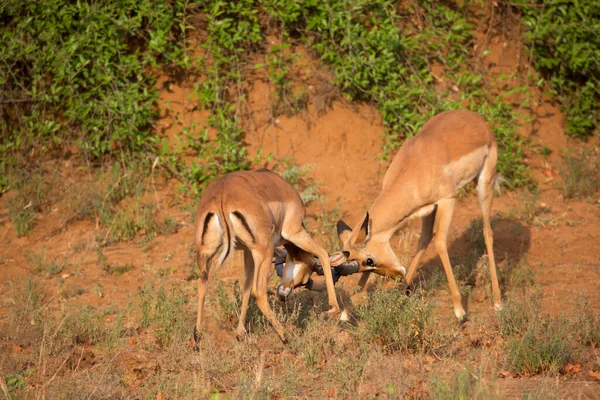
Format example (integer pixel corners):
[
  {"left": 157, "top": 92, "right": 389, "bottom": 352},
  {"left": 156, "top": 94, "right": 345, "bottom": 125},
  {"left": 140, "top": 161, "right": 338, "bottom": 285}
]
[
  {"left": 286, "top": 229, "right": 341, "bottom": 317},
  {"left": 252, "top": 246, "right": 287, "bottom": 342},
  {"left": 356, "top": 271, "right": 371, "bottom": 293},
  {"left": 478, "top": 150, "right": 502, "bottom": 310},
  {"left": 405, "top": 208, "right": 437, "bottom": 284},
  {"left": 195, "top": 250, "right": 215, "bottom": 343},
  {"left": 236, "top": 248, "right": 254, "bottom": 338},
  {"left": 433, "top": 199, "right": 466, "bottom": 321}
]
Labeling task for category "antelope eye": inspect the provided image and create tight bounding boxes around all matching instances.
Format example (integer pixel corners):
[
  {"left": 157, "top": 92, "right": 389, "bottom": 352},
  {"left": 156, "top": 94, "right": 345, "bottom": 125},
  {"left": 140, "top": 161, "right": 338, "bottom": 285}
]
[{"left": 365, "top": 258, "right": 375, "bottom": 267}]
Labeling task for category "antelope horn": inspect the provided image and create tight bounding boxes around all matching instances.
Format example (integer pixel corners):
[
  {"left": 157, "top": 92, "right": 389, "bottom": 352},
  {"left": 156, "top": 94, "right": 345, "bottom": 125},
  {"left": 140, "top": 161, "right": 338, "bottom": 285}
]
[
  {"left": 336, "top": 260, "right": 360, "bottom": 276},
  {"left": 273, "top": 247, "right": 288, "bottom": 259}
]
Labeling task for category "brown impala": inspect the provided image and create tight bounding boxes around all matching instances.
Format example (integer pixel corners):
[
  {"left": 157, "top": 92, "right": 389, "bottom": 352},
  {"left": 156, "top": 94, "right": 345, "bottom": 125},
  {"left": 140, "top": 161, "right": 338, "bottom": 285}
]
[
  {"left": 336, "top": 110, "right": 502, "bottom": 321},
  {"left": 193, "top": 169, "right": 343, "bottom": 343}
]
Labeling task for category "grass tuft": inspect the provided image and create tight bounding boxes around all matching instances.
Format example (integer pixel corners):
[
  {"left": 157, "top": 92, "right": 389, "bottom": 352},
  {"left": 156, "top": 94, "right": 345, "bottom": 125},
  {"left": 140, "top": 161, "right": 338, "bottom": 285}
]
[
  {"left": 356, "top": 287, "right": 444, "bottom": 352},
  {"left": 560, "top": 149, "right": 600, "bottom": 199}
]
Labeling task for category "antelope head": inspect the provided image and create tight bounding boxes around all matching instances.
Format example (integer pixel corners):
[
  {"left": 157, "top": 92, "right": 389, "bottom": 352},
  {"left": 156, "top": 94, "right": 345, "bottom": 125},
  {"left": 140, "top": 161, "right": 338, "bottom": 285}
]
[
  {"left": 274, "top": 246, "right": 350, "bottom": 301},
  {"left": 336, "top": 213, "right": 406, "bottom": 280}
]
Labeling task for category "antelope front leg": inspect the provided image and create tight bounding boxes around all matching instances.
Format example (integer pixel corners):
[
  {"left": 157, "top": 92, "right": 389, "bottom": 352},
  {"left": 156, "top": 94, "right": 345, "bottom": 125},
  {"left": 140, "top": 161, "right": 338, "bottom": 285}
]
[
  {"left": 252, "top": 247, "right": 287, "bottom": 343},
  {"left": 433, "top": 199, "right": 466, "bottom": 322},
  {"left": 405, "top": 209, "right": 436, "bottom": 285},
  {"left": 286, "top": 230, "right": 341, "bottom": 318}
]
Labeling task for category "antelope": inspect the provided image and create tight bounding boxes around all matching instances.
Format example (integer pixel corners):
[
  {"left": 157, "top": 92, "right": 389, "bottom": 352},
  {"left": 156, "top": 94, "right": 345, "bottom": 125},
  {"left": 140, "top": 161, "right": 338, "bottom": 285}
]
[
  {"left": 193, "top": 169, "right": 342, "bottom": 343},
  {"left": 336, "top": 110, "right": 502, "bottom": 321}
]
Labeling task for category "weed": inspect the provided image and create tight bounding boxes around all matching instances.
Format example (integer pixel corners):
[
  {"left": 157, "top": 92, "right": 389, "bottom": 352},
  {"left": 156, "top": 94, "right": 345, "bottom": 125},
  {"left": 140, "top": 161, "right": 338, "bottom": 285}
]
[
  {"left": 24, "top": 248, "right": 65, "bottom": 276},
  {"left": 514, "top": 0, "right": 600, "bottom": 138},
  {"left": 506, "top": 316, "right": 572, "bottom": 375},
  {"left": 7, "top": 197, "right": 36, "bottom": 237},
  {"left": 430, "top": 366, "right": 501, "bottom": 400},
  {"left": 289, "top": 314, "right": 344, "bottom": 372},
  {"left": 508, "top": 259, "right": 535, "bottom": 290},
  {"left": 515, "top": 189, "right": 542, "bottom": 224},
  {"left": 356, "top": 287, "right": 444, "bottom": 352},
  {"left": 497, "top": 291, "right": 540, "bottom": 337},
  {"left": 5, "top": 171, "right": 51, "bottom": 236},
  {"left": 572, "top": 298, "right": 600, "bottom": 347},
  {"left": 5, "top": 373, "right": 25, "bottom": 396},
  {"left": 560, "top": 149, "right": 600, "bottom": 199},
  {"left": 1, "top": 0, "right": 192, "bottom": 157},
  {"left": 278, "top": 157, "right": 323, "bottom": 205},
  {"left": 138, "top": 284, "right": 190, "bottom": 348},
  {"left": 59, "top": 281, "right": 85, "bottom": 299},
  {"left": 314, "top": 200, "right": 342, "bottom": 251},
  {"left": 467, "top": 217, "right": 497, "bottom": 255}
]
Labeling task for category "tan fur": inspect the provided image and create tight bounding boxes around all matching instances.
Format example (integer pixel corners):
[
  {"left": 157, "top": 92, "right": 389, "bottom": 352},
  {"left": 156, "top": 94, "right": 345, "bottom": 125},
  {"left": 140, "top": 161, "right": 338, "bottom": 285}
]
[
  {"left": 338, "top": 110, "right": 502, "bottom": 320},
  {"left": 194, "top": 169, "right": 341, "bottom": 343}
]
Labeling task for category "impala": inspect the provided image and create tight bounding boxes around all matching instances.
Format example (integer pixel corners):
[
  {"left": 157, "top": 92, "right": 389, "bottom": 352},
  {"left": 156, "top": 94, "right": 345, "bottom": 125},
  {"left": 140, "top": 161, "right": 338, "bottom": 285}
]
[
  {"left": 193, "top": 169, "right": 342, "bottom": 343},
  {"left": 336, "top": 110, "right": 502, "bottom": 321}
]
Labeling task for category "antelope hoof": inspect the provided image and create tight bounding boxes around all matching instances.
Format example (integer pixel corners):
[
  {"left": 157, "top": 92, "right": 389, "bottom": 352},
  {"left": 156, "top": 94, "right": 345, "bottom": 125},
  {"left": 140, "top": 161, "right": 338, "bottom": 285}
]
[
  {"left": 404, "top": 283, "right": 414, "bottom": 297},
  {"left": 339, "top": 309, "right": 350, "bottom": 322},
  {"left": 320, "top": 307, "right": 340, "bottom": 321},
  {"left": 193, "top": 326, "right": 202, "bottom": 350},
  {"left": 276, "top": 285, "right": 292, "bottom": 301},
  {"left": 454, "top": 308, "right": 468, "bottom": 324},
  {"left": 494, "top": 302, "right": 503, "bottom": 311},
  {"left": 235, "top": 325, "right": 248, "bottom": 341}
]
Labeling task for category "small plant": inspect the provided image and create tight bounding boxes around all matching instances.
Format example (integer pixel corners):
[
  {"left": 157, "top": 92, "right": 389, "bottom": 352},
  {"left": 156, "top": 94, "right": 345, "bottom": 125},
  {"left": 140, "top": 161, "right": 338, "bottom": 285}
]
[
  {"left": 497, "top": 291, "right": 540, "bottom": 337},
  {"left": 572, "top": 298, "right": 600, "bottom": 347},
  {"left": 513, "top": 0, "right": 600, "bottom": 138},
  {"left": 508, "top": 259, "right": 535, "bottom": 290},
  {"left": 5, "top": 172, "right": 51, "bottom": 236},
  {"left": 506, "top": 316, "right": 572, "bottom": 375},
  {"left": 466, "top": 217, "right": 497, "bottom": 255},
  {"left": 430, "top": 366, "right": 501, "bottom": 400},
  {"left": 24, "top": 248, "right": 65, "bottom": 276},
  {"left": 5, "top": 373, "right": 25, "bottom": 395},
  {"left": 560, "top": 149, "right": 600, "bottom": 199},
  {"left": 314, "top": 200, "right": 342, "bottom": 251},
  {"left": 138, "top": 283, "right": 190, "bottom": 348},
  {"left": 356, "top": 287, "right": 443, "bottom": 352},
  {"left": 278, "top": 158, "right": 322, "bottom": 205}
]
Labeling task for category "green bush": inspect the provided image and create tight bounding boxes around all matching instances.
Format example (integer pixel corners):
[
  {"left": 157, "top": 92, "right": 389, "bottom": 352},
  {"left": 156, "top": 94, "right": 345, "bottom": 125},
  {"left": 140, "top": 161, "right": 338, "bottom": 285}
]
[
  {"left": 356, "top": 287, "right": 442, "bottom": 352},
  {"left": 0, "top": 0, "right": 193, "bottom": 158},
  {"left": 264, "top": 0, "right": 533, "bottom": 188},
  {"left": 506, "top": 317, "right": 572, "bottom": 375},
  {"left": 513, "top": 0, "right": 600, "bottom": 138},
  {"left": 559, "top": 149, "right": 600, "bottom": 199}
]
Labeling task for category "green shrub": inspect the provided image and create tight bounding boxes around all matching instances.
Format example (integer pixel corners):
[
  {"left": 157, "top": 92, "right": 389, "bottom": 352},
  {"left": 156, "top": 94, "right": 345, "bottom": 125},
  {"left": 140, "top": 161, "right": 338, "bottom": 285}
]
[
  {"left": 356, "top": 287, "right": 442, "bottom": 352},
  {"left": 0, "top": 0, "right": 193, "bottom": 158},
  {"left": 506, "top": 317, "right": 572, "bottom": 375},
  {"left": 560, "top": 149, "right": 600, "bottom": 199},
  {"left": 264, "top": 0, "right": 533, "bottom": 188},
  {"left": 138, "top": 283, "right": 190, "bottom": 348},
  {"left": 497, "top": 292, "right": 540, "bottom": 337},
  {"left": 572, "top": 298, "right": 600, "bottom": 347},
  {"left": 513, "top": 0, "right": 600, "bottom": 138}
]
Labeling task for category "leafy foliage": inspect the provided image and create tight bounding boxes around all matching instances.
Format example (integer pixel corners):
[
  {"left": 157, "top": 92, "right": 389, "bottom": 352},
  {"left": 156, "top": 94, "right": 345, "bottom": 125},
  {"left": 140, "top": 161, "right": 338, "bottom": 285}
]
[
  {"left": 0, "top": 0, "right": 193, "bottom": 158},
  {"left": 356, "top": 286, "right": 443, "bottom": 352},
  {"left": 263, "top": 0, "right": 533, "bottom": 188},
  {"left": 513, "top": 0, "right": 600, "bottom": 138}
]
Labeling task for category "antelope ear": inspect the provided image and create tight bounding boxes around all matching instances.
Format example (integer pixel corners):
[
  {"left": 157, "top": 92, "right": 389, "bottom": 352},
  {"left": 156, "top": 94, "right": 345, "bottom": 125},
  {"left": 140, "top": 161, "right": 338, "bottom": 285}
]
[
  {"left": 354, "top": 213, "right": 371, "bottom": 245},
  {"left": 336, "top": 220, "right": 352, "bottom": 243}
]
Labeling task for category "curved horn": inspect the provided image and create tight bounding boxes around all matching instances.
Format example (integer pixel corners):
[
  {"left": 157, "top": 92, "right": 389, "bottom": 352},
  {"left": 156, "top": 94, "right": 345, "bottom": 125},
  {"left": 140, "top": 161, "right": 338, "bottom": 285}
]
[
  {"left": 273, "top": 247, "right": 288, "bottom": 259},
  {"left": 274, "top": 257, "right": 286, "bottom": 278},
  {"left": 335, "top": 260, "right": 360, "bottom": 276}
]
